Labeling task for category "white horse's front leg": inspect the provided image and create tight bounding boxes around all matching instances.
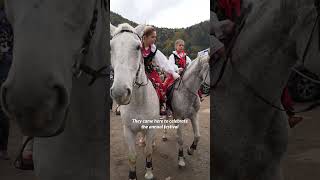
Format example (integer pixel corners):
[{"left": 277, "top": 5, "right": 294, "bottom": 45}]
[
  {"left": 188, "top": 114, "right": 200, "bottom": 155},
  {"left": 161, "top": 116, "right": 168, "bottom": 141},
  {"left": 144, "top": 130, "right": 155, "bottom": 179},
  {"left": 176, "top": 122, "right": 185, "bottom": 167},
  {"left": 124, "top": 127, "right": 138, "bottom": 180}
]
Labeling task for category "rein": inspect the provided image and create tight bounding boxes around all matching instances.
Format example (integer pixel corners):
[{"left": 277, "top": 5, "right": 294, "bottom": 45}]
[
  {"left": 211, "top": 2, "right": 320, "bottom": 113},
  {"left": 134, "top": 62, "right": 149, "bottom": 88},
  {"left": 72, "top": 0, "right": 110, "bottom": 86},
  {"left": 176, "top": 62, "right": 209, "bottom": 98}
]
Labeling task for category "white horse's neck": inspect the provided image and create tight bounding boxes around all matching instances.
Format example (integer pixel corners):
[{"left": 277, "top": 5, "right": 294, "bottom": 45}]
[{"left": 180, "top": 60, "right": 204, "bottom": 94}]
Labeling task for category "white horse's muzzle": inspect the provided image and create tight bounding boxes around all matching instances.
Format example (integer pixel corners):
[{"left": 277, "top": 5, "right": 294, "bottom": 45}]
[{"left": 110, "top": 85, "right": 132, "bottom": 105}]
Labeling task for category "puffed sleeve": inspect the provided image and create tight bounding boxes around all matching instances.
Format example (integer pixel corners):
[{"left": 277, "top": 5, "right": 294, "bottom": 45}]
[
  {"left": 153, "top": 46, "right": 179, "bottom": 74},
  {"left": 186, "top": 56, "right": 192, "bottom": 65},
  {"left": 168, "top": 54, "right": 176, "bottom": 67}
]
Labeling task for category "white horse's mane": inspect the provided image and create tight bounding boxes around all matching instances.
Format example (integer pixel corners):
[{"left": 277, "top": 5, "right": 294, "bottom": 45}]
[
  {"left": 188, "top": 54, "right": 209, "bottom": 69},
  {"left": 112, "top": 23, "right": 136, "bottom": 36},
  {"left": 198, "top": 54, "right": 209, "bottom": 63}
]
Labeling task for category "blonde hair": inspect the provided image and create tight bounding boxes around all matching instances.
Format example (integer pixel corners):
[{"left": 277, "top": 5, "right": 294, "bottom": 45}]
[
  {"left": 175, "top": 39, "right": 185, "bottom": 46},
  {"left": 143, "top": 26, "right": 156, "bottom": 38}
]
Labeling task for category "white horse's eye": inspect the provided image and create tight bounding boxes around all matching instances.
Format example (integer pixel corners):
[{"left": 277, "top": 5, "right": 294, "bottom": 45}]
[{"left": 136, "top": 45, "right": 140, "bottom": 51}]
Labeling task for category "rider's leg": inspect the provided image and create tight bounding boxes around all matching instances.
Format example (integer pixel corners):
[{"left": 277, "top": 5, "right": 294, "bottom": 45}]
[{"left": 148, "top": 70, "right": 167, "bottom": 115}]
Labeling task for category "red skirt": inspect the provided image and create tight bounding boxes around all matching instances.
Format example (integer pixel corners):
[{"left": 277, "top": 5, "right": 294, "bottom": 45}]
[{"left": 147, "top": 69, "right": 166, "bottom": 103}]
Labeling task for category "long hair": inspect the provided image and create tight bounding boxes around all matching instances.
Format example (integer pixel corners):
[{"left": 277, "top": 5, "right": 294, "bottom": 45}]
[{"left": 142, "top": 26, "right": 156, "bottom": 38}]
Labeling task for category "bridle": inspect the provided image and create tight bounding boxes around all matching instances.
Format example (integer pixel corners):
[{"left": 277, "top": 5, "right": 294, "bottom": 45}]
[
  {"left": 72, "top": 0, "right": 110, "bottom": 86},
  {"left": 111, "top": 29, "right": 149, "bottom": 88},
  {"left": 211, "top": 1, "right": 320, "bottom": 113},
  {"left": 133, "top": 63, "right": 149, "bottom": 88}
]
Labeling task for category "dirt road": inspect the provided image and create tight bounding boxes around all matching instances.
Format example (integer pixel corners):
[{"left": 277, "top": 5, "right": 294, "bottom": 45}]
[
  {"left": 1, "top": 97, "right": 319, "bottom": 180},
  {"left": 110, "top": 97, "right": 210, "bottom": 180}
]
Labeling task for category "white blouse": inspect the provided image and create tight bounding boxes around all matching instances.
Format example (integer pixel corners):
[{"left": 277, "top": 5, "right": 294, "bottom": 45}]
[
  {"left": 149, "top": 44, "right": 179, "bottom": 74},
  {"left": 168, "top": 51, "right": 192, "bottom": 69}
]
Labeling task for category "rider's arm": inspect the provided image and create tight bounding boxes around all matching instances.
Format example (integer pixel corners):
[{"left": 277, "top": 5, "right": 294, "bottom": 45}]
[
  {"left": 153, "top": 46, "right": 179, "bottom": 78},
  {"left": 168, "top": 54, "right": 176, "bottom": 68}
]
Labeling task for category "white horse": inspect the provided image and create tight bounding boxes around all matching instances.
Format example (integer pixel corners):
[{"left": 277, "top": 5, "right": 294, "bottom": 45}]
[
  {"left": 162, "top": 54, "right": 210, "bottom": 167},
  {"left": 211, "top": 0, "right": 320, "bottom": 179},
  {"left": 110, "top": 23, "right": 158, "bottom": 180},
  {"left": 1, "top": 1, "right": 109, "bottom": 180}
]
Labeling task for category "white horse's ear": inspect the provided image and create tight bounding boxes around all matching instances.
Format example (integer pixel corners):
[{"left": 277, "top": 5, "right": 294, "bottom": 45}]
[
  {"left": 135, "top": 24, "right": 146, "bottom": 38},
  {"left": 110, "top": 24, "right": 116, "bottom": 36}
]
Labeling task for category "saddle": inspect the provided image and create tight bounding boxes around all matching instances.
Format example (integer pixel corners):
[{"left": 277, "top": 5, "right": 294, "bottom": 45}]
[
  {"left": 165, "top": 68, "right": 187, "bottom": 111},
  {"left": 166, "top": 79, "right": 180, "bottom": 112}
]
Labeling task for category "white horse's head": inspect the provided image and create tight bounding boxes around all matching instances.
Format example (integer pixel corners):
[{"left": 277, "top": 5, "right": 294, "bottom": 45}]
[
  {"left": 110, "top": 23, "right": 145, "bottom": 105},
  {"left": 1, "top": 0, "right": 106, "bottom": 137}
]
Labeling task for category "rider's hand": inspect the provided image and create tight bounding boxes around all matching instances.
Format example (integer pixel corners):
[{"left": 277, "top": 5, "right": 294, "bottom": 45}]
[
  {"left": 178, "top": 68, "right": 184, "bottom": 74},
  {"left": 172, "top": 72, "right": 180, "bottom": 80}
]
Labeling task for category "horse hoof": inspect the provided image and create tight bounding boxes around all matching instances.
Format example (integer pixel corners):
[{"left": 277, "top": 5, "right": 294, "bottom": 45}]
[
  {"left": 162, "top": 137, "right": 168, "bottom": 141},
  {"left": 144, "top": 170, "right": 154, "bottom": 179},
  {"left": 187, "top": 147, "right": 194, "bottom": 155},
  {"left": 178, "top": 157, "right": 186, "bottom": 167},
  {"left": 116, "top": 111, "right": 121, "bottom": 115},
  {"left": 178, "top": 163, "right": 185, "bottom": 168}
]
